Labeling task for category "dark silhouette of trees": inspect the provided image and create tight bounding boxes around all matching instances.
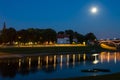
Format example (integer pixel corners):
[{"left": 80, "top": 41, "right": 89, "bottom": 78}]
[
  {"left": 1, "top": 24, "right": 7, "bottom": 44},
  {"left": 7, "top": 28, "right": 16, "bottom": 45},
  {"left": 85, "top": 32, "right": 96, "bottom": 41},
  {"left": 85, "top": 32, "right": 97, "bottom": 45},
  {"left": 74, "top": 32, "right": 85, "bottom": 43},
  {"left": 27, "top": 28, "right": 37, "bottom": 43},
  {"left": 65, "top": 30, "right": 74, "bottom": 43},
  {"left": 0, "top": 31, "right": 6, "bottom": 44},
  {"left": 36, "top": 29, "right": 45, "bottom": 44},
  {"left": 43, "top": 28, "right": 56, "bottom": 43},
  {"left": 0, "top": 26, "right": 97, "bottom": 45},
  {"left": 58, "top": 31, "right": 64, "bottom": 34},
  {"left": 15, "top": 28, "right": 56, "bottom": 44},
  {"left": 1, "top": 27, "right": 16, "bottom": 45},
  {"left": 16, "top": 29, "right": 28, "bottom": 44}
]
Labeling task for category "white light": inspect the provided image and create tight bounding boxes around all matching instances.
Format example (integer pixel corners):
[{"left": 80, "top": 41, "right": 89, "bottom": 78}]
[
  {"left": 91, "top": 7, "right": 98, "bottom": 13},
  {"left": 92, "top": 54, "right": 99, "bottom": 56},
  {"left": 93, "top": 60, "right": 99, "bottom": 64}
]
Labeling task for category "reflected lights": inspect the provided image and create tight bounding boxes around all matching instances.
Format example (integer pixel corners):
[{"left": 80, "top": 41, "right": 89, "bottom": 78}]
[
  {"left": 60, "top": 55, "right": 63, "bottom": 69},
  {"left": 83, "top": 54, "right": 86, "bottom": 60},
  {"left": 38, "top": 56, "right": 41, "bottom": 69},
  {"left": 53, "top": 55, "right": 56, "bottom": 69},
  {"left": 29, "top": 58, "right": 31, "bottom": 69},
  {"left": 19, "top": 59, "right": 22, "bottom": 68},
  {"left": 73, "top": 54, "right": 75, "bottom": 65}
]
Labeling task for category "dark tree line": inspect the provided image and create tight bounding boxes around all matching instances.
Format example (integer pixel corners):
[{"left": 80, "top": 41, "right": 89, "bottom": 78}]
[
  {"left": 0, "top": 28, "right": 57, "bottom": 45},
  {"left": 58, "top": 30, "right": 96, "bottom": 44},
  {"left": 0, "top": 27, "right": 96, "bottom": 45}
]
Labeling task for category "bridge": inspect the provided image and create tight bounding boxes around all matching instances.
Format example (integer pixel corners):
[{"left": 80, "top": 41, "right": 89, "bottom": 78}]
[{"left": 98, "top": 39, "right": 120, "bottom": 50}]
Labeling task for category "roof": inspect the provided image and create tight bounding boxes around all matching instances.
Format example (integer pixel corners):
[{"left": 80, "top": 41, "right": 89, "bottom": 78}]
[{"left": 57, "top": 34, "right": 69, "bottom": 38}]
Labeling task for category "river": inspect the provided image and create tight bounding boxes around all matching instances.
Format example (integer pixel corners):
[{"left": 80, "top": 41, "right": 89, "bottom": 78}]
[{"left": 0, "top": 51, "right": 120, "bottom": 80}]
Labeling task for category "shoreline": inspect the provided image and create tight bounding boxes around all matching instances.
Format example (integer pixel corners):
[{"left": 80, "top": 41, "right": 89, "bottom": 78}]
[
  {"left": 62, "top": 72, "right": 120, "bottom": 80},
  {"left": 0, "top": 45, "right": 110, "bottom": 54}
]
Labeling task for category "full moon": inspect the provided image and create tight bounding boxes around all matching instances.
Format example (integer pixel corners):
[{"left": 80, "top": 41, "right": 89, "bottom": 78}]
[{"left": 91, "top": 7, "right": 98, "bottom": 13}]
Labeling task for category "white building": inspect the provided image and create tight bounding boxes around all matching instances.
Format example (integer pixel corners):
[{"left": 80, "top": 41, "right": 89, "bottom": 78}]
[{"left": 57, "top": 34, "right": 70, "bottom": 44}]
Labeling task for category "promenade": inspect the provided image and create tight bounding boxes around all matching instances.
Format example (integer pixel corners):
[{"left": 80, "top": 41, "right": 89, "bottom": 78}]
[{"left": 0, "top": 44, "right": 86, "bottom": 48}]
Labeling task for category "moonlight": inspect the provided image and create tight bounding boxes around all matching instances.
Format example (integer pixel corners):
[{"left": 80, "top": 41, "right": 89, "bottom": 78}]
[{"left": 91, "top": 7, "right": 98, "bottom": 14}]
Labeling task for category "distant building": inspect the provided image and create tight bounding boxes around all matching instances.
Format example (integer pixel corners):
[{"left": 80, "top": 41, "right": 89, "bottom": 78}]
[
  {"left": 72, "top": 36, "right": 78, "bottom": 43},
  {"left": 57, "top": 34, "right": 70, "bottom": 44},
  {"left": 87, "top": 40, "right": 96, "bottom": 46}
]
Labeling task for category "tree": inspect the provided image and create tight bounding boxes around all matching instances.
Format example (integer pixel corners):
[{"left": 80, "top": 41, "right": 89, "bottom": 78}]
[
  {"left": 7, "top": 28, "right": 16, "bottom": 45},
  {"left": 36, "top": 29, "right": 45, "bottom": 44},
  {"left": 16, "top": 29, "right": 28, "bottom": 44},
  {"left": 1, "top": 22, "right": 8, "bottom": 44},
  {"left": 85, "top": 32, "right": 96, "bottom": 41},
  {"left": 34, "top": 28, "right": 43, "bottom": 43},
  {"left": 65, "top": 30, "right": 74, "bottom": 43},
  {"left": 58, "top": 31, "right": 64, "bottom": 34},
  {"left": 27, "top": 28, "right": 36, "bottom": 43},
  {"left": 74, "top": 32, "right": 85, "bottom": 43},
  {"left": 43, "top": 28, "right": 57, "bottom": 43}
]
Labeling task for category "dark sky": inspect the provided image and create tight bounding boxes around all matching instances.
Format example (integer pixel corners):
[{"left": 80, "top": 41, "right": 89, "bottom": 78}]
[{"left": 0, "top": 0, "right": 120, "bottom": 39}]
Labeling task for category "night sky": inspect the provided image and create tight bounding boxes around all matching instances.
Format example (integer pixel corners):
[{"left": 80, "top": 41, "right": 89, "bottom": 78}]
[{"left": 0, "top": 0, "right": 120, "bottom": 39}]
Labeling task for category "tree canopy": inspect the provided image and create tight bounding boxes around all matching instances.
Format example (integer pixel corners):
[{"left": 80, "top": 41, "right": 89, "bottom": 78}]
[{"left": 0, "top": 27, "right": 97, "bottom": 45}]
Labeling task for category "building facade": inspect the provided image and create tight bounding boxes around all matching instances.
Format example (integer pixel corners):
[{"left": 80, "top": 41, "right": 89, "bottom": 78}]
[{"left": 57, "top": 34, "right": 70, "bottom": 44}]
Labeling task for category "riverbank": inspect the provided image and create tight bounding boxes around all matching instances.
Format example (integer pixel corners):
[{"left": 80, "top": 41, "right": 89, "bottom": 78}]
[
  {"left": 0, "top": 45, "right": 109, "bottom": 54},
  {"left": 63, "top": 72, "right": 120, "bottom": 80}
]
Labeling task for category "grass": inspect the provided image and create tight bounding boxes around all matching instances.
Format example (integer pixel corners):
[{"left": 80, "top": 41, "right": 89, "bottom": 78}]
[
  {"left": 0, "top": 46, "right": 96, "bottom": 54},
  {"left": 0, "top": 45, "right": 107, "bottom": 54}
]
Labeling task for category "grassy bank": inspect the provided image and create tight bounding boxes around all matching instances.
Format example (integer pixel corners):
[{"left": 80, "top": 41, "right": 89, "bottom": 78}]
[{"left": 0, "top": 45, "right": 107, "bottom": 54}]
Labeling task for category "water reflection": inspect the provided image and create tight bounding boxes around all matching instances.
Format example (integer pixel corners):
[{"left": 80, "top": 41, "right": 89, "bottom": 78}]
[
  {"left": 0, "top": 52, "right": 120, "bottom": 79},
  {"left": 100, "top": 52, "right": 120, "bottom": 63},
  {"left": 92, "top": 54, "right": 99, "bottom": 64}
]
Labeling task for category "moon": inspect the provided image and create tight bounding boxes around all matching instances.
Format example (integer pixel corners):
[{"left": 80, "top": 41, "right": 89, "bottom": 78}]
[{"left": 91, "top": 7, "right": 98, "bottom": 14}]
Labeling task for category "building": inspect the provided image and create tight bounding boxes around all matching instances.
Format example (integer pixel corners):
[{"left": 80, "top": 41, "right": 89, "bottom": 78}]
[
  {"left": 57, "top": 34, "right": 70, "bottom": 44},
  {"left": 72, "top": 36, "right": 78, "bottom": 43}
]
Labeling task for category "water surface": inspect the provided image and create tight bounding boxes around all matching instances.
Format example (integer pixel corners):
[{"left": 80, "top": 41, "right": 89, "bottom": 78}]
[{"left": 0, "top": 52, "right": 120, "bottom": 80}]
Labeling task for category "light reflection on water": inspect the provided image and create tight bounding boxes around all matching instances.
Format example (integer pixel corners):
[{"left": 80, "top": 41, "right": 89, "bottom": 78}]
[{"left": 0, "top": 52, "right": 120, "bottom": 80}]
